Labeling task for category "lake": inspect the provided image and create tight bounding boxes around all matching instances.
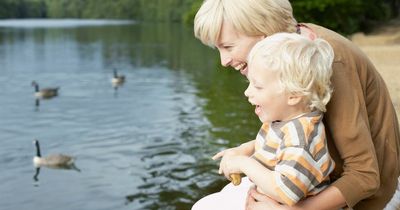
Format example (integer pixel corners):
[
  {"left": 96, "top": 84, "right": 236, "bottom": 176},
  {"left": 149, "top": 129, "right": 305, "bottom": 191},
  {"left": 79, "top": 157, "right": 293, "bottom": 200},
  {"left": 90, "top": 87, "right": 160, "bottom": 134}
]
[{"left": 0, "top": 19, "right": 260, "bottom": 210}]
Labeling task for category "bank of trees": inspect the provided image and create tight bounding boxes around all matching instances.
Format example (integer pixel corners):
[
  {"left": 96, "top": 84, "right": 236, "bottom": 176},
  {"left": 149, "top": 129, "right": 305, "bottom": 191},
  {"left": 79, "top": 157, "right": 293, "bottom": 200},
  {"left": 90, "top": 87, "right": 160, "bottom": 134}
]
[
  {"left": 0, "top": 0, "right": 197, "bottom": 21},
  {"left": 291, "top": 0, "right": 399, "bottom": 33},
  {"left": 0, "top": 0, "right": 46, "bottom": 18},
  {"left": 184, "top": 0, "right": 400, "bottom": 34},
  {"left": 0, "top": 0, "right": 398, "bottom": 34}
]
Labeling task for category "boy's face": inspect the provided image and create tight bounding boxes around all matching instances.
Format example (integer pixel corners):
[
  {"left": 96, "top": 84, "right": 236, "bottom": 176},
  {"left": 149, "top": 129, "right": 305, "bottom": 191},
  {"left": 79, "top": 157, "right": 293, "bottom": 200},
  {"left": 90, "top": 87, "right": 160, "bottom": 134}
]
[
  {"left": 215, "top": 21, "right": 264, "bottom": 76},
  {"left": 244, "top": 56, "right": 291, "bottom": 123}
]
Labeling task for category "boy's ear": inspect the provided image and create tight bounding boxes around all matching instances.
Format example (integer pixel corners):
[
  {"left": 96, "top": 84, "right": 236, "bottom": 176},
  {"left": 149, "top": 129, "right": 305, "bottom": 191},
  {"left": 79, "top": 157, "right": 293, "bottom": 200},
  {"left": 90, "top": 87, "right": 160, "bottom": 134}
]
[{"left": 287, "top": 94, "right": 303, "bottom": 106}]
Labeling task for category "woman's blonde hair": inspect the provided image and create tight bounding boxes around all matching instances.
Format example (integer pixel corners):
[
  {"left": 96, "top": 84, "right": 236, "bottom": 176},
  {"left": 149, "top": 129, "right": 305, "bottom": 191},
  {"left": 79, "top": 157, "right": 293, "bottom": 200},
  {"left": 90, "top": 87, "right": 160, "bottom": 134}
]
[
  {"left": 248, "top": 33, "right": 334, "bottom": 112},
  {"left": 194, "top": 0, "right": 297, "bottom": 47}
]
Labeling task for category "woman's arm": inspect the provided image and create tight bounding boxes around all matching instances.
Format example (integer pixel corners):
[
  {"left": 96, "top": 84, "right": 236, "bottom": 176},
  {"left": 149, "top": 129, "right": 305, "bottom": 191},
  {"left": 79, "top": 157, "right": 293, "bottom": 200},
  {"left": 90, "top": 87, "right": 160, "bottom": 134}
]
[
  {"left": 323, "top": 59, "right": 380, "bottom": 206},
  {"left": 246, "top": 185, "right": 347, "bottom": 210},
  {"left": 309, "top": 24, "right": 382, "bottom": 207}
]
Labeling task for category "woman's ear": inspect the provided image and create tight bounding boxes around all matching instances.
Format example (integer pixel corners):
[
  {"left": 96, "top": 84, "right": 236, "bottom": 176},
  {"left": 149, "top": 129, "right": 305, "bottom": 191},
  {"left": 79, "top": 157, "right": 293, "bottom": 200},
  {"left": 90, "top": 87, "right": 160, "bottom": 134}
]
[
  {"left": 258, "top": 35, "right": 267, "bottom": 41},
  {"left": 287, "top": 94, "right": 303, "bottom": 106}
]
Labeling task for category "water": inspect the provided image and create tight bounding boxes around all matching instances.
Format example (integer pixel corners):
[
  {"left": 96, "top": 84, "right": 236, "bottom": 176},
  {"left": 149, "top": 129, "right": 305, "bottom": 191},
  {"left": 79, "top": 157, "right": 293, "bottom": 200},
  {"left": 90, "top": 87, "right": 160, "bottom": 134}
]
[{"left": 0, "top": 19, "right": 260, "bottom": 210}]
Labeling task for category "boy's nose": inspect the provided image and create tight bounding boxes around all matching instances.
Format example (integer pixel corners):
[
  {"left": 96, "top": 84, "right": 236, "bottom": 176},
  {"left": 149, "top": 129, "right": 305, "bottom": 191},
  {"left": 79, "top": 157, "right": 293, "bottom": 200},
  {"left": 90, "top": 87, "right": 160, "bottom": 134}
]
[{"left": 244, "top": 86, "right": 250, "bottom": 97}]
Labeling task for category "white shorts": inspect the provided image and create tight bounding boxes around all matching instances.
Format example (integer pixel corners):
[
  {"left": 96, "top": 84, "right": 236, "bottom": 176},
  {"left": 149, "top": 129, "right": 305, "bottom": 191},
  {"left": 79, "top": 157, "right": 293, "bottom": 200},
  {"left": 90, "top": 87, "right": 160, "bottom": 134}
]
[
  {"left": 384, "top": 177, "right": 400, "bottom": 210},
  {"left": 192, "top": 176, "right": 400, "bottom": 210},
  {"left": 191, "top": 177, "right": 254, "bottom": 210}
]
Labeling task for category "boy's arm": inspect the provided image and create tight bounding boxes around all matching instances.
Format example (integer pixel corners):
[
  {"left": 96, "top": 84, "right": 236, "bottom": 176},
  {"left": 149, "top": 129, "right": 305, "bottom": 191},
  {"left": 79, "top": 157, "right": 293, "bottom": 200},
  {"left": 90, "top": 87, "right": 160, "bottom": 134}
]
[
  {"left": 239, "top": 156, "right": 284, "bottom": 203},
  {"left": 212, "top": 140, "right": 255, "bottom": 160},
  {"left": 221, "top": 155, "right": 284, "bottom": 203}
]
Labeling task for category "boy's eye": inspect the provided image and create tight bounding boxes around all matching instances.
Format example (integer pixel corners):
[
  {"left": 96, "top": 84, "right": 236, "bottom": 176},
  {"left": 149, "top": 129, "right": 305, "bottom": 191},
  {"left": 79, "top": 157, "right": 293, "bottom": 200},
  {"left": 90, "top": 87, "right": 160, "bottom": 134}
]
[{"left": 253, "top": 84, "right": 263, "bottom": 90}]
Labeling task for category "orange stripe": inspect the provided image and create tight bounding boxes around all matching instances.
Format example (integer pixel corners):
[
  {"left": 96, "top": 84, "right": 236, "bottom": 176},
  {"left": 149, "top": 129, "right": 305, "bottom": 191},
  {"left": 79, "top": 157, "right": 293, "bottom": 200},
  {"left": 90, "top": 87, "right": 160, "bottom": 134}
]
[
  {"left": 298, "top": 117, "right": 310, "bottom": 131},
  {"left": 278, "top": 152, "right": 323, "bottom": 181},
  {"left": 275, "top": 185, "right": 296, "bottom": 206},
  {"left": 281, "top": 126, "right": 293, "bottom": 147},
  {"left": 254, "top": 153, "right": 276, "bottom": 167},
  {"left": 320, "top": 157, "right": 335, "bottom": 175},
  {"left": 309, "top": 127, "right": 325, "bottom": 156},
  {"left": 312, "top": 138, "right": 325, "bottom": 156},
  {"left": 299, "top": 117, "right": 316, "bottom": 144},
  {"left": 279, "top": 171, "right": 309, "bottom": 195},
  {"left": 265, "top": 139, "right": 279, "bottom": 148},
  {"left": 261, "top": 123, "right": 270, "bottom": 131}
]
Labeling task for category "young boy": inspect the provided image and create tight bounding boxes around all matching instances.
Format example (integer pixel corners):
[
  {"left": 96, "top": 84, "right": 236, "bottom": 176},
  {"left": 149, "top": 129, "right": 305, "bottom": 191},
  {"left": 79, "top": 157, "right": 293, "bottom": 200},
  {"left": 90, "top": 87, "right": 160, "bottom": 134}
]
[{"left": 193, "top": 33, "right": 335, "bottom": 209}]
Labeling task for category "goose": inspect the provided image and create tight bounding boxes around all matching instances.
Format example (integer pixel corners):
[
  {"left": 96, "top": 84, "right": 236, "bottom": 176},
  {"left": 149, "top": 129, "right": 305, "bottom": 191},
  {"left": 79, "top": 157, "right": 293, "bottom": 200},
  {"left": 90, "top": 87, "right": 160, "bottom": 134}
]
[
  {"left": 33, "top": 139, "right": 75, "bottom": 168},
  {"left": 111, "top": 69, "right": 125, "bottom": 86},
  {"left": 31, "top": 81, "right": 59, "bottom": 99}
]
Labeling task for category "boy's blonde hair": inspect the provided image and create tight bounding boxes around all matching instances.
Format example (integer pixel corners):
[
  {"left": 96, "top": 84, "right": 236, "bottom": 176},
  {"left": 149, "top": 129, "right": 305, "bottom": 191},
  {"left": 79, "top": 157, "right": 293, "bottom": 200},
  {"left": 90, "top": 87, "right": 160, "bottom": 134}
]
[
  {"left": 248, "top": 33, "right": 334, "bottom": 112},
  {"left": 194, "top": 0, "right": 297, "bottom": 47}
]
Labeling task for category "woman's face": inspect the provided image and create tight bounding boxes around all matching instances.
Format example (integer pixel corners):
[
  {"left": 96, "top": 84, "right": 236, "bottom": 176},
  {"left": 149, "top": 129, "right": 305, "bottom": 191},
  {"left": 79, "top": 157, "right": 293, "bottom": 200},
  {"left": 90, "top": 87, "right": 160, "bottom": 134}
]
[{"left": 215, "top": 21, "right": 265, "bottom": 76}]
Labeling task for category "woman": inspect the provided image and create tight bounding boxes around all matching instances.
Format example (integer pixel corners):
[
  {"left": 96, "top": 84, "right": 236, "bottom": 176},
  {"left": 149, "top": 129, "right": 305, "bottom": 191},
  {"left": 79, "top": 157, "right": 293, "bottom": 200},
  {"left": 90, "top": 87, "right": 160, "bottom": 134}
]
[{"left": 193, "top": 0, "right": 400, "bottom": 209}]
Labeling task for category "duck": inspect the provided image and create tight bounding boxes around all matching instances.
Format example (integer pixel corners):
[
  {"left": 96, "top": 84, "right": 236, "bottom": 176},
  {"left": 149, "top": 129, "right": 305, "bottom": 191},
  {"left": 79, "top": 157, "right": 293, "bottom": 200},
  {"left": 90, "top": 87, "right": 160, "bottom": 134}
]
[
  {"left": 111, "top": 69, "right": 125, "bottom": 86},
  {"left": 31, "top": 81, "right": 59, "bottom": 99},
  {"left": 33, "top": 139, "right": 75, "bottom": 168}
]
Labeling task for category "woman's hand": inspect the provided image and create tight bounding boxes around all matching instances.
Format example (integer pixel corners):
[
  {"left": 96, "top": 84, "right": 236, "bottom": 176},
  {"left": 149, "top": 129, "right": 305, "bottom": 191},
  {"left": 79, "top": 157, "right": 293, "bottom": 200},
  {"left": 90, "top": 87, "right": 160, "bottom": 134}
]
[
  {"left": 245, "top": 187, "right": 296, "bottom": 210},
  {"left": 246, "top": 184, "right": 346, "bottom": 210}
]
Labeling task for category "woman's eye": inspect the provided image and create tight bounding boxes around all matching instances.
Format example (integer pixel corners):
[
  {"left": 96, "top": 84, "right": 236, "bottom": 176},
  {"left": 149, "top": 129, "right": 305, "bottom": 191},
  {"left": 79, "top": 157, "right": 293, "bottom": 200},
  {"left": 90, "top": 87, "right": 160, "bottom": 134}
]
[{"left": 224, "top": 46, "right": 233, "bottom": 50}]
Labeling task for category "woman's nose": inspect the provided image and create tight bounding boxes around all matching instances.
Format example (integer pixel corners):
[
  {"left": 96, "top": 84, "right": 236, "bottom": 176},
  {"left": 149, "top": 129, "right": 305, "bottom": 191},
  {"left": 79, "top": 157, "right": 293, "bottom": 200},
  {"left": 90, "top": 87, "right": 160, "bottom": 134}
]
[{"left": 220, "top": 52, "right": 232, "bottom": 67}]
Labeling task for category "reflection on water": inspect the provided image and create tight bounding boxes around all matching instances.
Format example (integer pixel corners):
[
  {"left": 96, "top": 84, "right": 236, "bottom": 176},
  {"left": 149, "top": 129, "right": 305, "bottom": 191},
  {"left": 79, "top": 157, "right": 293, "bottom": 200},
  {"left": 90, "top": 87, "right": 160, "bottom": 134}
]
[
  {"left": 111, "top": 68, "right": 126, "bottom": 97},
  {"left": 33, "top": 163, "right": 81, "bottom": 183},
  {"left": 31, "top": 80, "right": 60, "bottom": 111},
  {"left": 0, "top": 20, "right": 259, "bottom": 210},
  {"left": 0, "top": 19, "right": 135, "bottom": 28}
]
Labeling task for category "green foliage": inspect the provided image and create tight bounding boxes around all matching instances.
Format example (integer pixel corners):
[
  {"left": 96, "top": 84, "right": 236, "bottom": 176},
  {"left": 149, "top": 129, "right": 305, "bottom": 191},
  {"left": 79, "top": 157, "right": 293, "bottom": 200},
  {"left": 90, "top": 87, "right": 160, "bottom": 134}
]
[
  {"left": 183, "top": 0, "right": 202, "bottom": 25},
  {"left": 0, "top": 0, "right": 398, "bottom": 34},
  {"left": 291, "top": 0, "right": 393, "bottom": 34},
  {"left": 184, "top": 0, "right": 398, "bottom": 34},
  {"left": 134, "top": 0, "right": 197, "bottom": 22},
  {"left": 42, "top": 0, "right": 197, "bottom": 21},
  {"left": 0, "top": 0, "right": 196, "bottom": 22},
  {"left": 0, "top": 0, "right": 46, "bottom": 18},
  {"left": 44, "top": 0, "right": 140, "bottom": 19}
]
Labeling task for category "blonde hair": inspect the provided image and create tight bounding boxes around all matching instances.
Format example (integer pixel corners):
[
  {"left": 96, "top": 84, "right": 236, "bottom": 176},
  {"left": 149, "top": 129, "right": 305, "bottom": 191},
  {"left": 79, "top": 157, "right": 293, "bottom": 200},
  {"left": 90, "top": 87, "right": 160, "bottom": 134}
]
[
  {"left": 194, "top": 0, "right": 297, "bottom": 47},
  {"left": 248, "top": 33, "right": 334, "bottom": 112}
]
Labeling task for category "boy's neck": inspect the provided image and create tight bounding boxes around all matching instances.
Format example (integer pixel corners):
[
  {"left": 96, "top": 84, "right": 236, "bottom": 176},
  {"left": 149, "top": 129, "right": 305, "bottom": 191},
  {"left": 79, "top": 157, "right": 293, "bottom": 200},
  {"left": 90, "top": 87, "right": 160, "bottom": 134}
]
[{"left": 278, "top": 106, "right": 312, "bottom": 122}]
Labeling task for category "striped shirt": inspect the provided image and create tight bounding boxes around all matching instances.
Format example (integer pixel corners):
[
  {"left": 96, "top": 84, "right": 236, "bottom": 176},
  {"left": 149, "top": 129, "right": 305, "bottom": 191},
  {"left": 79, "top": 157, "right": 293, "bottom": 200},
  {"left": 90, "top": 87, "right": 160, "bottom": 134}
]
[{"left": 252, "top": 111, "right": 335, "bottom": 206}]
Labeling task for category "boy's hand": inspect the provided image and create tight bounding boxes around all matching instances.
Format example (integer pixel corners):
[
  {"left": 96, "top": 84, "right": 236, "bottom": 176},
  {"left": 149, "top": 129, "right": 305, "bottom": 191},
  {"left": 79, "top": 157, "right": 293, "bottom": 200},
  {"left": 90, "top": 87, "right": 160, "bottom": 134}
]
[
  {"left": 212, "top": 147, "right": 241, "bottom": 174},
  {"left": 212, "top": 147, "right": 239, "bottom": 160},
  {"left": 213, "top": 140, "right": 255, "bottom": 161},
  {"left": 219, "top": 155, "right": 247, "bottom": 180},
  {"left": 213, "top": 148, "right": 244, "bottom": 185},
  {"left": 212, "top": 142, "right": 255, "bottom": 184}
]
